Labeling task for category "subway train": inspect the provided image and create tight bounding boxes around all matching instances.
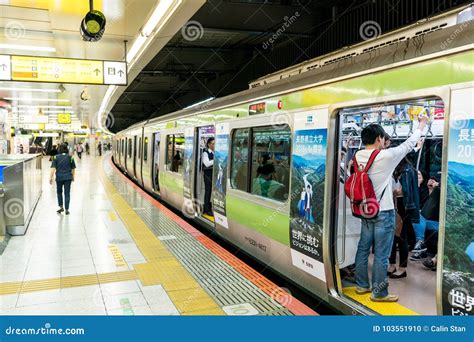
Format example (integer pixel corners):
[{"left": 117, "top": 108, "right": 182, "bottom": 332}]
[{"left": 112, "top": 5, "right": 474, "bottom": 316}]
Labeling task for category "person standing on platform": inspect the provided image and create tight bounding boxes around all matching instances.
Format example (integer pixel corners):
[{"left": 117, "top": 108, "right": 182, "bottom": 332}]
[
  {"left": 98, "top": 142, "right": 102, "bottom": 156},
  {"left": 76, "top": 142, "right": 84, "bottom": 159},
  {"left": 202, "top": 137, "right": 215, "bottom": 216},
  {"left": 50, "top": 144, "right": 76, "bottom": 215},
  {"left": 85, "top": 142, "right": 90, "bottom": 155}
]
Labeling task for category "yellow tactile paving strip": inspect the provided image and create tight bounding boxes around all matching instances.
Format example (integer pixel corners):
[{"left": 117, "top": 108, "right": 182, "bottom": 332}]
[
  {"left": 343, "top": 287, "right": 418, "bottom": 315},
  {"left": 0, "top": 271, "right": 139, "bottom": 296},
  {"left": 98, "top": 161, "right": 224, "bottom": 315}
]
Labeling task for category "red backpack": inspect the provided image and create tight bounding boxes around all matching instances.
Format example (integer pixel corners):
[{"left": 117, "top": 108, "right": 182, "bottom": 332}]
[{"left": 344, "top": 149, "right": 382, "bottom": 219}]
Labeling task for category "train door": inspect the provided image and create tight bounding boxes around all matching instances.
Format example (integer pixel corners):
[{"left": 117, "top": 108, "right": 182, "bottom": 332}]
[
  {"left": 137, "top": 134, "right": 143, "bottom": 185},
  {"left": 194, "top": 125, "right": 215, "bottom": 222},
  {"left": 332, "top": 97, "right": 446, "bottom": 315},
  {"left": 133, "top": 135, "right": 138, "bottom": 178},
  {"left": 152, "top": 132, "right": 161, "bottom": 193}
]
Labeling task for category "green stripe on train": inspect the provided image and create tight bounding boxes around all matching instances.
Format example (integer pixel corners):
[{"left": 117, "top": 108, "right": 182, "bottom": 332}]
[
  {"left": 179, "top": 51, "right": 474, "bottom": 127},
  {"left": 226, "top": 194, "right": 290, "bottom": 246},
  {"left": 159, "top": 172, "right": 183, "bottom": 194}
]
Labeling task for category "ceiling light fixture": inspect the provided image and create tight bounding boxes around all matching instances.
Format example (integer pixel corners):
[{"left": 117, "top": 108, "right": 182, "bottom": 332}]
[
  {"left": 99, "top": 0, "right": 181, "bottom": 134},
  {"left": 0, "top": 87, "right": 60, "bottom": 93},
  {"left": 18, "top": 105, "right": 73, "bottom": 109},
  {"left": 0, "top": 44, "right": 56, "bottom": 52},
  {"left": 4, "top": 98, "right": 71, "bottom": 103}
]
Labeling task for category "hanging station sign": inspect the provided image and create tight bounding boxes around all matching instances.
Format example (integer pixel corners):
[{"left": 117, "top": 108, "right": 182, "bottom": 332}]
[{"left": 0, "top": 55, "right": 127, "bottom": 86}]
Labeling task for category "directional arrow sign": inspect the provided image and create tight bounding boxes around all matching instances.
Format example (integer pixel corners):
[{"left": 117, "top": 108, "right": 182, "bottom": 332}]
[
  {"left": 104, "top": 61, "right": 127, "bottom": 85},
  {"left": 0, "top": 55, "right": 127, "bottom": 85},
  {"left": 0, "top": 55, "right": 11, "bottom": 81}
]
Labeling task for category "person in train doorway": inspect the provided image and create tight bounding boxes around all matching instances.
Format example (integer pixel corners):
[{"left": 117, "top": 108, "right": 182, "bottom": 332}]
[
  {"left": 49, "top": 143, "right": 76, "bottom": 215},
  {"left": 76, "top": 142, "right": 84, "bottom": 159},
  {"left": 353, "top": 115, "right": 428, "bottom": 302},
  {"left": 202, "top": 137, "right": 215, "bottom": 216}
]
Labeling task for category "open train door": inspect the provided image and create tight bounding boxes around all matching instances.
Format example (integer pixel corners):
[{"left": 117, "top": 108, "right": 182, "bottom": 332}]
[{"left": 331, "top": 97, "right": 451, "bottom": 315}]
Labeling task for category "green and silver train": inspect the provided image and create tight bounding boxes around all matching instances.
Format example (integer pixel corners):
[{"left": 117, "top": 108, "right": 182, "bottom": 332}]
[{"left": 113, "top": 4, "right": 474, "bottom": 316}]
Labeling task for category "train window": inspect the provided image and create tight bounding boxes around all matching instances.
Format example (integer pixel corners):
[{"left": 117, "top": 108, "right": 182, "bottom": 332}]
[
  {"left": 128, "top": 138, "right": 132, "bottom": 157},
  {"left": 144, "top": 137, "right": 148, "bottom": 162},
  {"left": 250, "top": 126, "right": 291, "bottom": 201},
  {"left": 165, "top": 134, "right": 184, "bottom": 174},
  {"left": 230, "top": 128, "right": 249, "bottom": 192}
]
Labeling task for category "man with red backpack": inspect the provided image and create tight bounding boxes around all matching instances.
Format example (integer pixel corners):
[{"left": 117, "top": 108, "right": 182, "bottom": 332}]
[{"left": 348, "top": 115, "right": 428, "bottom": 302}]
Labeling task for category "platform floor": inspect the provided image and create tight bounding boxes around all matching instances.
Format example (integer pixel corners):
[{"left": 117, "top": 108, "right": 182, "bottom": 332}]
[{"left": 0, "top": 154, "right": 316, "bottom": 316}]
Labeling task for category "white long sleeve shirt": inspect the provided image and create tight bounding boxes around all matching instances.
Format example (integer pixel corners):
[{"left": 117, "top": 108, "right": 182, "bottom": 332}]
[
  {"left": 354, "top": 129, "right": 422, "bottom": 211},
  {"left": 202, "top": 149, "right": 214, "bottom": 168}
]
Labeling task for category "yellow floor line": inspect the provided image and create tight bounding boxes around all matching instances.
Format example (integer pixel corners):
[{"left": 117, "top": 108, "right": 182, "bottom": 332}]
[
  {"left": 343, "top": 287, "right": 419, "bottom": 315},
  {"left": 98, "top": 160, "right": 224, "bottom": 315},
  {"left": 0, "top": 271, "right": 139, "bottom": 296}
]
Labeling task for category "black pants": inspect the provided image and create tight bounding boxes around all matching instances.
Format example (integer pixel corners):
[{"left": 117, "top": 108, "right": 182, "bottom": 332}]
[
  {"left": 425, "top": 229, "right": 438, "bottom": 257},
  {"left": 77, "top": 152, "right": 82, "bottom": 159},
  {"left": 203, "top": 169, "right": 213, "bottom": 214},
  {"left": 390, "top": 197, "right": 409, "bottom": 268},
  {"left": 56, "top": 179, "right": 72, "bottom": 210}
]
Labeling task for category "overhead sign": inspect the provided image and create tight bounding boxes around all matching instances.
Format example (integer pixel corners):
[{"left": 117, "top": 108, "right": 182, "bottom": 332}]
[
  {"left": 0, "top": 55, "right": 127, "bottom": 86},
  {"left": 0, "top": 55, "right": 11, "bottom": 81},
  {"left": 57, "top": 113, "right": 71, "bottom": 124}
]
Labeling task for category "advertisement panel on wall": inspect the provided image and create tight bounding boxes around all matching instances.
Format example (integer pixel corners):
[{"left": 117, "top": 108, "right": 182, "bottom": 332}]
[
  {"left": 289, "top": 110, "right": 328, "bottom": 282},
  {"left": 442, "top": 88, "right": 474, "bottom": 316},
  {"left": 212, "top": 122, "right": 230, "bottom": 229}
]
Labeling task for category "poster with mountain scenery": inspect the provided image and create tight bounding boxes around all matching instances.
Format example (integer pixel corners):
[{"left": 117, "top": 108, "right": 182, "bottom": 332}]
[
  {"left": 442, "top": 119, "right": 474, "bottom": 315},
  {"left": 289, "top": 127, "right": 327, "bottom": 281}
]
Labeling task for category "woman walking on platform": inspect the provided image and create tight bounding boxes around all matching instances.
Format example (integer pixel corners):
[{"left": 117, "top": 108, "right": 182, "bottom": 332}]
[{"left": 49, "top": 143, "right": 76, "bottom": 215}]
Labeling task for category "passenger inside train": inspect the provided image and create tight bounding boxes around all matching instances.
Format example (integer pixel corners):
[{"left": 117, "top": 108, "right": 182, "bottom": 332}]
[{"left": 337, "top": 98, "right": 444, "bottom": 314}]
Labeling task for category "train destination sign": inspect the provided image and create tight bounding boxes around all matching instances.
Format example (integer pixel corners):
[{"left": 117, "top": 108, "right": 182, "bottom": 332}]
[{"left": 0, "top": 55, "right": 127, "bottom": 86}]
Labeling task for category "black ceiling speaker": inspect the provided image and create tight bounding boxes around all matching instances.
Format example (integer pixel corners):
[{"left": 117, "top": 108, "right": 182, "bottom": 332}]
[{"left": 80, "top": 1, "right": 106, "bottom": 42}]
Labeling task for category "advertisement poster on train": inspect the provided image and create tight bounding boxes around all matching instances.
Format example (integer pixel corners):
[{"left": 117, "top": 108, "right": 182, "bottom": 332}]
[
  {"left": 183, "top": 127, "right": 194, "bottom": 201},
  {"left": 289, "top": 110, "right": 327, "bottom": 281},
  {"left": 442, "top": 89, "right": 474, "bottom": 315},
  {"left": 212, "top": 123, "right": 229, "bottom": 229}
]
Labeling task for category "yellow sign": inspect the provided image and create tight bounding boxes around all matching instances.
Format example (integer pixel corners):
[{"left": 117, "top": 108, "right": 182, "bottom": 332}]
[
  {"left": 11, "top": 56, "right": 104, "bottom": 84},
  {"left": 57, "top": 113, "right": 71, "bottom": 124}
]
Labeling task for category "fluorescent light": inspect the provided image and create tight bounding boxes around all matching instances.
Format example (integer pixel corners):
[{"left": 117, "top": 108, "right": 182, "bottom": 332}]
[
  {"left": 142, "top": 0, "right": 174, "bottom": 35},
  {"left": 4, "top": 97, "right": 70, "bottom": 103},
  {"left": 14, "top": 110, "right": 75, "bottom": 114},
  {"left": 184, "top": 97, "right": 215, "bottom": 109},
  {"left": 0, "top": 44, "right": 56, "bottom": 52},
  {"left": 127, "top": 0, "right": 179, "bottom": 63},
  {"left": 100, "top": 0, "right": 182, "bottom": 133},
  {"left": 18, "top": 105, "right": 73, "bottom": 109},
  {"left": 0, "top": 87, "right": 60, "bottom": 93}
]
